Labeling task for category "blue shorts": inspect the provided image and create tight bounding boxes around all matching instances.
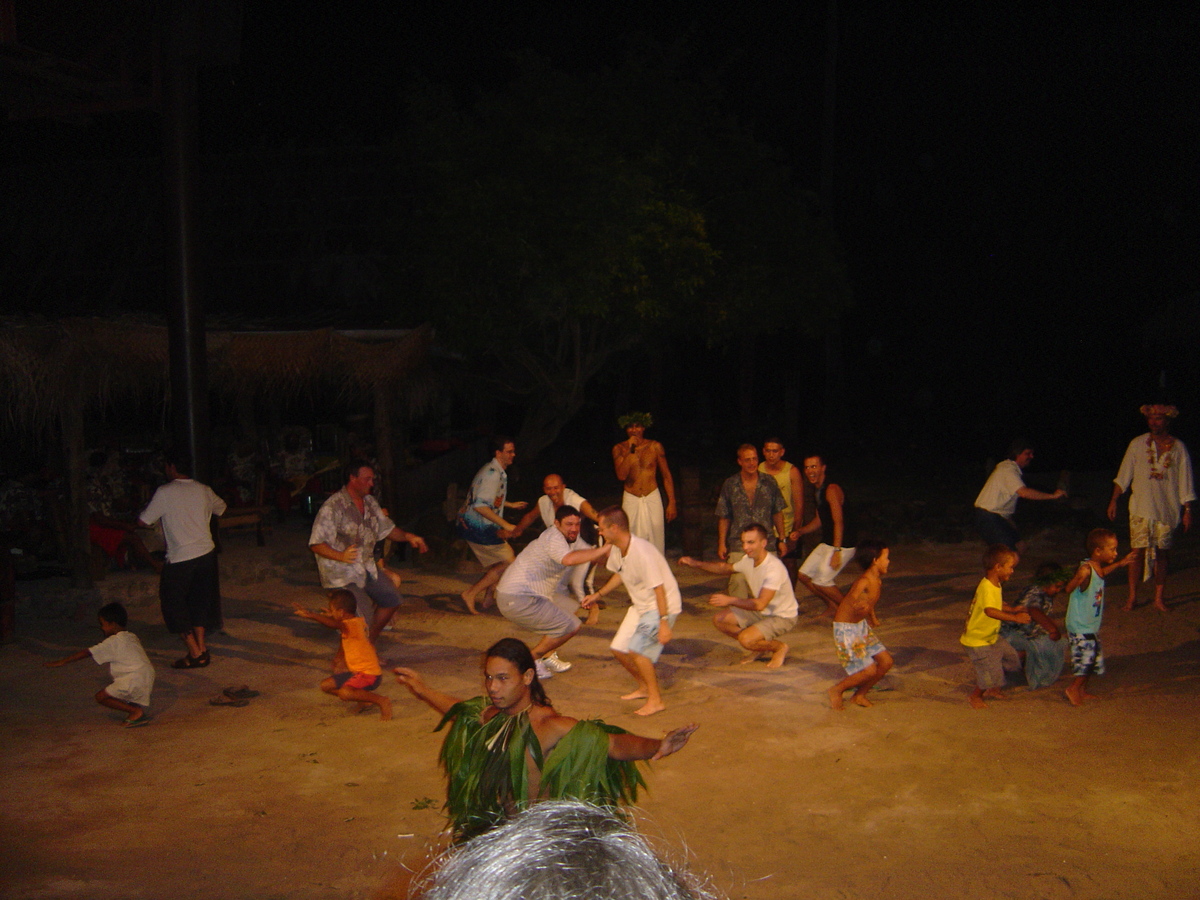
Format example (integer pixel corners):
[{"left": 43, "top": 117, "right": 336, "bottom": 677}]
[
  {"left": 1068, "top": 632, "right": 1105, "bottom": 676},
  {"left": 332, "top": 671, "right": 382, "bottom": 690},
  {"left": 611, "top": 607, "right": 676, "bottom": 663},
  {"left": 346, "top": 572, "right": 402, "bottom": 622}
]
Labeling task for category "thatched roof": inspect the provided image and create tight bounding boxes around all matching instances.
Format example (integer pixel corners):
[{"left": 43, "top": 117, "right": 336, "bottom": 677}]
[{"left": 0, "top": 317, "right": 432, "bottom": 438}]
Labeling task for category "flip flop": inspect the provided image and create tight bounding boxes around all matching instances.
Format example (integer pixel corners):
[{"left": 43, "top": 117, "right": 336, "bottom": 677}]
[
  {"left": 223, "top": 685, "right": 260, "bottom": 700},
  {"left": 172, "top": 654, "right": 203, "bottom": 669},
  {"left": 122, "top": 715, "right": 150, "bottom": 728},
  {"left": 209, "top": 695, "right": 249, "bottom": 707}
]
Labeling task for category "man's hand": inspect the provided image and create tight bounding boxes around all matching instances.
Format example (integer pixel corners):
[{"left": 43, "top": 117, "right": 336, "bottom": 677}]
[
  {"left": 709, "top": 593, "right": 735, "bottom": 608},
  {"left": 1106, "top": 499, "right": 1118, "bottom": 521},
  {"left": 716, "top": 543, "right": 728, "bottom": 561},
  {"left": 1051, "top": 488, "right": 1067, "bottom": 500},
  {"left": 340, "top": 544, "right": 360, "bottom": 564},
  {"left": 665, "top": 500, "right": 677, "bottom": 523},
  {"left": 830, "top": 549, "right": 842, "bottom": 570},
  {"left": 407, "top": 534, "right": 429, "bottom": 554},
  {"left": 497, "top": 527, "right": 515, "bottom": 540},
  {"left": 507, "top": 501, "right": 529, "bottom": 510},
  {"left": 678, "top": 556, "right": 700, "bottom": 569},
  {"left": 393, "top": 666, "right": 426, "bottom": 696},
  {"left": 581, "top": 592, "right": 601, "bottom": 609},
  {"left": 651, "top": 723, "right": 698, "bottom": 761},
  {"left": 658, "top": 620, "right": 672, "bottom": 644}
]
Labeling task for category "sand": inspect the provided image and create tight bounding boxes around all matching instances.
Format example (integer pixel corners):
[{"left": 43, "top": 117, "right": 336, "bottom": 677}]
[{"left": 3, "top": 520, "right": 1199, "bottom": 900}]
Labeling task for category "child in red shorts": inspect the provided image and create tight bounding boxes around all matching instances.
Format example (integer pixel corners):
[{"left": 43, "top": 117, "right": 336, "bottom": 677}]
[{"left": 294, "top": 589, "right": 391, "bottom": 720}]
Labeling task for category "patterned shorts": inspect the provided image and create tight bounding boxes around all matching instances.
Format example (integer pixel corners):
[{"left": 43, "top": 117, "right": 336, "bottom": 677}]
[
  {"left": 833, "top": 620, "right": 886, "bottom": 676},
  {"left": 1128, "top": 515, "right": 1174, "bottom": 550},
  {"left": 1068, "top": 632, "right": 1105, "bottom": 676}
]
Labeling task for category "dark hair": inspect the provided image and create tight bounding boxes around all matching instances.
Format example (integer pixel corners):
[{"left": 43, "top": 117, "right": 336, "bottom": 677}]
[
  {"left": 484, "top": 638, "right": 548, "bottom": 707},
  {"left": 854, "top": 540, "right": 887, "bottom": 571},
  {"left": 491, "top": 435, "right": 515, "bottom": 455},
  {"left": 1033, "top": 561, "right": 1070, "bottom": 587},
  {"left": 98, "top": 602, "right": 127, "bottom": 628},
  {"left": 343, "top": 458, "right": 373, "bottom": 484},
  {"left": 802, "top": 452, "right": 825, "bottom": 466},
  {"left": 1086, "top": 527, "right": 1117, "bottom": 555},
  {"left": 328, "top": 589, "right": 357, "bottom": 615},
  {"left": 598, "top": 506, "right": 628, "bottom": 530},
  {"left": 739, "top": 522, "right": 769, "bottom": 541},
  {"left": 735, "top": 443, "right": 757, "bottom": 457},
  {"left": 983, "top": 544, "right": 1017, "bottom": 570},
  {"left": 417, "top": 800, "right": 717, "bottom": 900},
  {"left": 1008, "top": 438, "right": 1034, "bottom": 460},
  {"left": 762, "top": 437, "right": 784, "bottom": 449},
  {"left": 164, "top": 450, "right": 193, "bottom": 476},
  {"left": 554, "top": 504, "right": 580, "bottom": 523}
]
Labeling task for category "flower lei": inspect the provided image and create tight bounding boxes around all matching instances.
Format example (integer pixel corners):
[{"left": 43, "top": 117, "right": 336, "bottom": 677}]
[{"left": 1146, "top": 434, "right": 1176, "bottom": 481}]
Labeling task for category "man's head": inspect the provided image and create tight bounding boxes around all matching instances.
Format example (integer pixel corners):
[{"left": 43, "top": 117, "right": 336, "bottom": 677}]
[
  {"left": 542, "top": 474, "right": 566, "bottom": 507},
  {"left": 344, "top": 460, "right": 375, "bottom": 496},
  {"left": 983, "top": 544, "right": 1017, "bottom": 582},
  {"left": 98, "top": 601, "right": 127, "bottom": 634},
  {"left": 736, "top": 444, "right": 759, "bottom": 475},
  {"left": 596, "top": 506, "right": 630, "bottom": 545},
  {"left": 1008, "top": 439, "right": 1035, "bottom": 468},
  {"left": 762, "top": 438, "right": 785, "bottom": 465},
  {"left": 739, "top": 522, "right": 770, "bottom": 559},
  {"left": 483, "top": 638, "right": 548, "bottom": 711},
  {"left": 802, "top": 455, "right": 826, "bottom": 485},
  {"left": 492, "top": 436, "right": 516, "bottom": 468},
  {"left": 618, "top": 411, "right": 654, "bottom": 441},
  {"left": 1140, "top": 403, "right": 1178, "bottom": 437},
  {"left": 164, "top": 450, "right": 193, "bottom": 479},
  {"left": 327, "top": 589, "right": 357, "bottom": 620},
  {"left": 855, "top": 540, "right": 889, "bottom": 573},
  {"left": 553, "top": 505, "right": 582, "bottom": 543}
]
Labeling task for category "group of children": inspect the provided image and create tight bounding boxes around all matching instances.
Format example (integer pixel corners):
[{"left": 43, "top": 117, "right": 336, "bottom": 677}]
[{"left": 46, "top": 527, "right": 1138, "bottom": 724}]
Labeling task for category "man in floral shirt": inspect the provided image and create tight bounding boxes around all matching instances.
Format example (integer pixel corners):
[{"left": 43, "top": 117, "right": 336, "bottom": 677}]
[{"left": 1108, "top": 403, "right": 1195, "bottom": 611}]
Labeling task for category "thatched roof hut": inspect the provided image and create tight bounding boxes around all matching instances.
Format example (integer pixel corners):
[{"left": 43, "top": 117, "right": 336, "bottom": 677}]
[{"left": 0, "top": 317, "right": 432, "bottom": 585}]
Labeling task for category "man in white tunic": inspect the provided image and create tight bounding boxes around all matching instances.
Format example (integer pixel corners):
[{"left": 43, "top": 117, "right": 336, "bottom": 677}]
[
  {"left": 1108, "top": 403, "right": 1195, "bottom": 611},
  {"left": 680, "top": 522, "right": 798, "bottom": 669},
  {"left": 584, "top": 506, "right": 682, "bottom": 716},
  {"left": 495, "top": 506, "right": 611, "bottom": 678}
]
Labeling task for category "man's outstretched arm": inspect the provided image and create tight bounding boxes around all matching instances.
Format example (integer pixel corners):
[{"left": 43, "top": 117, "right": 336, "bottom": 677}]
[
  {"left": 607, "top": 723, "right": 698, "bottom": 762},
  {"left": 394, "top": 667, "right": 462, "bottom": 716}
]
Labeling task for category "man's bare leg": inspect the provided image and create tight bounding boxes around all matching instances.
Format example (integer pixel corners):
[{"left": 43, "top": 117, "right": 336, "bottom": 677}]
[
  {"left": 1123, "top": 549, "right": 1145, "bottom": 610},
  {"left": 1152, "top": 549, "right": 1170, "bottom": 611},
  {"left": 530, "top": 629, "right": 577, "bottom": 661},
  {"left": 736, "top": 625, "right": 788, "bottom": 669},
  {"left": 630, "top": 652, "right": 665, "bottom": 715},
  {"left": 795, "top": 572, "right": 842, "bottom": 616},
  {"left": 183, "top": 626, "right": 206, "bottom": 658},
  {"left": 462, "top": 561, "right": 507, "bottom": 614},
  {"left": 612, "top": 649, "right": 649, "bottom": 699}
]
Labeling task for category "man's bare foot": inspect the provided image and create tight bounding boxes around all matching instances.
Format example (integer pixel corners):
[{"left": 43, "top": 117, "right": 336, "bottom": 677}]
[
  {"left": 969, "top": 694, "right": 988, "bottom": 709},
  {"left": 585, "top": 606, "right": 600, "bottom": 626},
  {"left": 621, "top": 689, "right": 649, "bottom": 700},
  {"left": 1153, "top": 602, "right": 1170, "bottom": 612},
  {"left": 828, "top": 687, "right": 846, "bottom": 710},
  {"left": 1064, "top": 684, "right": 1085, "bottom": 706},
  {"left": 378, "top": 697, "right": 393, "bottom": 721},
  {"left": 766, "top": 646, "right": 788, "bottom": 669},
  {"left": 634, "top": 700, "right": 665, "bottom": 716},
  {"left": 461, "top": 591, "right": 481, "bottom": 615},
  {"left": 852, "top": 694, "right": 873, "bottom": 708}
]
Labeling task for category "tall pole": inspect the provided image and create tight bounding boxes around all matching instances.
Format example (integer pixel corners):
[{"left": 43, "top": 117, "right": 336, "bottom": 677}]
[{"left": 161, "top": 1, "right": 210, "bottom": 480}]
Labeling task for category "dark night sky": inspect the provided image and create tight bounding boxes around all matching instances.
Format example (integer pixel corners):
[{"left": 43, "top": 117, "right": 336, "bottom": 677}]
[{"left": 3, "top": 3, "right": 1198, "bottom": 467}]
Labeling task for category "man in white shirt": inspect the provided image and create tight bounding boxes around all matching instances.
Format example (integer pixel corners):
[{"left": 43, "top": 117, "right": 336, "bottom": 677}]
[
  {"left": 584, "top": 506, "right": 681, "bottom": 716},
  {"left": 1108, "top": 403, "right": 1195, "bottom": 611},
  {"left": 680, "top": 522, "right": 798, "bottom": 669},
  {"left": 495, "top": 506, "right": 611, "bottom": 678},
  {"left": 138, "top": 453, "right": 227, "bottom": 669},
  {"left": 973, "top": 440, "right": 1066, "bottom": 551}
]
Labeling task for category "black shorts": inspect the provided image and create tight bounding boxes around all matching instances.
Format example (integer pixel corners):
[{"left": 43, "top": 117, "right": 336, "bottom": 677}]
[{"left": 160, "top": 550, "right": 222, "bottom": 634}]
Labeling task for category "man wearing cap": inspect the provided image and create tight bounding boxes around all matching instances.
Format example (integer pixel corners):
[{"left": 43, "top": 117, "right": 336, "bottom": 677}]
[
  {"left": 1108, "top": 404, "right": 1195, "bottom": 611},
  {"left": 612, "top": 412, "right": 676, "bottom": 554}
]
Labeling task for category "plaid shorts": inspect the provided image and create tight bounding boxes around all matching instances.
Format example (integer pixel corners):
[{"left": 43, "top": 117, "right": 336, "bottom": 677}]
[{"left": 1068, "top": 632, "right": 1105, "bottom": 676}]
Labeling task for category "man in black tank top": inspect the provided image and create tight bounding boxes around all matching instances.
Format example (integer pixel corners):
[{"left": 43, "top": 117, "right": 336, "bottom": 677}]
[{"left": 794, "top": 455, "right": 856, "bottom": 615}]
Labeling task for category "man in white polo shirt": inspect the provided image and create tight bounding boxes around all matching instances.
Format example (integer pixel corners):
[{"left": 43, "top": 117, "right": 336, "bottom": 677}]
[
  {"left": 973, "top": 439, "right": 1065, "bottom": 552},
  {"left": 681, "top": 522, "right": 798, "bottom": 669},
  {"left": 495, "top": 506, "right": 611, "bottom": 678},
  {"left": 584, "top": 506, "right": 681, "bottom": 717},
  {"left": 138, "top": 452, "right": 226, "bottom": 669}
]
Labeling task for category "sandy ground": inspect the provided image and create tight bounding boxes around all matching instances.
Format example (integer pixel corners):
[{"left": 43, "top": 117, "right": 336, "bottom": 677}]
[{"left": 3, "top": 519, "right": 1199, "bottom": 900}]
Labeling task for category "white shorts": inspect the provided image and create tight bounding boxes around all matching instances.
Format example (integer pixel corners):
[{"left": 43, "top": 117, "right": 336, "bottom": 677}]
[
  {"left": 799, "top": 543, "right": 856, "bottom": 587},
  {"left": 611, "top": 606, "right": 676, "bottom": 664}
]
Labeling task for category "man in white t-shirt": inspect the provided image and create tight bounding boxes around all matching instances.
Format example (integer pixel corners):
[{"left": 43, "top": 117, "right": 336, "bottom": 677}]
[
  {"left": 681, "top": 522, "right": 798, "bottom": 669},
  {"left": 511, "top": 474, "right": 601, "bottom": 617},
  {"left": 495, "top": 506, "right": 612, "bottom": 678},
  {"left": 973, "top": 440, "right": 1066, "bottom": 551},
  {"left": 138, "top": 453, "right": 226, "bottom": 669},
  {"left": 583, "top": 506, "right": 682, "bottom": 717}
]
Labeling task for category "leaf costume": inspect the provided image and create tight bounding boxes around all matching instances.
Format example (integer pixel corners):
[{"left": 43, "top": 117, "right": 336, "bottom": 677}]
[{"left": 435, "top": 697, "right": 647, "bottom": 841}]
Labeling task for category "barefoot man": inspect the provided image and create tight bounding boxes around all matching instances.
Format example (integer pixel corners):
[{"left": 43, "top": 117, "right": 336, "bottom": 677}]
[
  {"left": 393, "top": 637, "right": 697, "bottom": 841},
  {"left": 583, "top": 506, "right": 682, "bottom": 716},
  {"left": 612, "top": 412, "right": 676, "bottom": 553},
  {"left": 456, "top": 437, "right": 528, "bottom": 614},
  {"left": 1108, "top": 403, "right": 1195, "bottom": 611},
  {"left": 793, "top": 454, "right": 857, "bottom": 616},
  {"left": 680, "top": 523, "right": 798, "bottom": 668}
]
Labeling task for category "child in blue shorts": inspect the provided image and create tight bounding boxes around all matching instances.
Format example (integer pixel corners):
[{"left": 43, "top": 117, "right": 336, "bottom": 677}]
[{"left": 1061, "top": 528, "right": 1134, "bottom": 707}]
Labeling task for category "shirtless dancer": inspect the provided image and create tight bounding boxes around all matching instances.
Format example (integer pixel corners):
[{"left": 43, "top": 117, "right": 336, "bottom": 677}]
[{"left": 612, "top": 412, "right": 677, "bottom": 554}]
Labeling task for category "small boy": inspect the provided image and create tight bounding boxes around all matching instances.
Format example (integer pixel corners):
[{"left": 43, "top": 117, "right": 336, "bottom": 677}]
[
  {"left": 1000, "top": 562, "right": 1070, "bottom": 690},
  {"left": 960, "top": 545, "right": 1030, "bottom": 709},
  {"left": 1061, "top": 528, "right": 1135, "bottom": 707},
  {"left": 44, "top": 601, "right": 155, "bottom": 727},
  {"left": 294, "top": 589, "right": 392, "bottom": 720},
  {"left": 828, "top": 541, "right": 894, "bottom": 710}
]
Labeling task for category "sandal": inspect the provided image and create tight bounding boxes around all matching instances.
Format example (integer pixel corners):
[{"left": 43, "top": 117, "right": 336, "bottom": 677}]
[
  {"left": 223, "top": 685, "right": 259, "bottom": 700},
  {"left": 172, "top": 654, "right": 203, "bottom": 669},
  {"left": 195, "top": 650, "right": 211, "bottom": 667},
  {"left": 209, "top": 695, "right": 249, "bottom": 707},
  {"left": 122, "top": 714, "right": 150, "bottom": 727}
]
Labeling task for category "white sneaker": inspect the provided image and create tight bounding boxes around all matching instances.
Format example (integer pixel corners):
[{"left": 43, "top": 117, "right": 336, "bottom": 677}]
[
  {"left": 541, "top": 652, "right": 572, "bottom": 673},
  {"left": 535, "top": 659, "right": 553, "bottom": 680}
]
